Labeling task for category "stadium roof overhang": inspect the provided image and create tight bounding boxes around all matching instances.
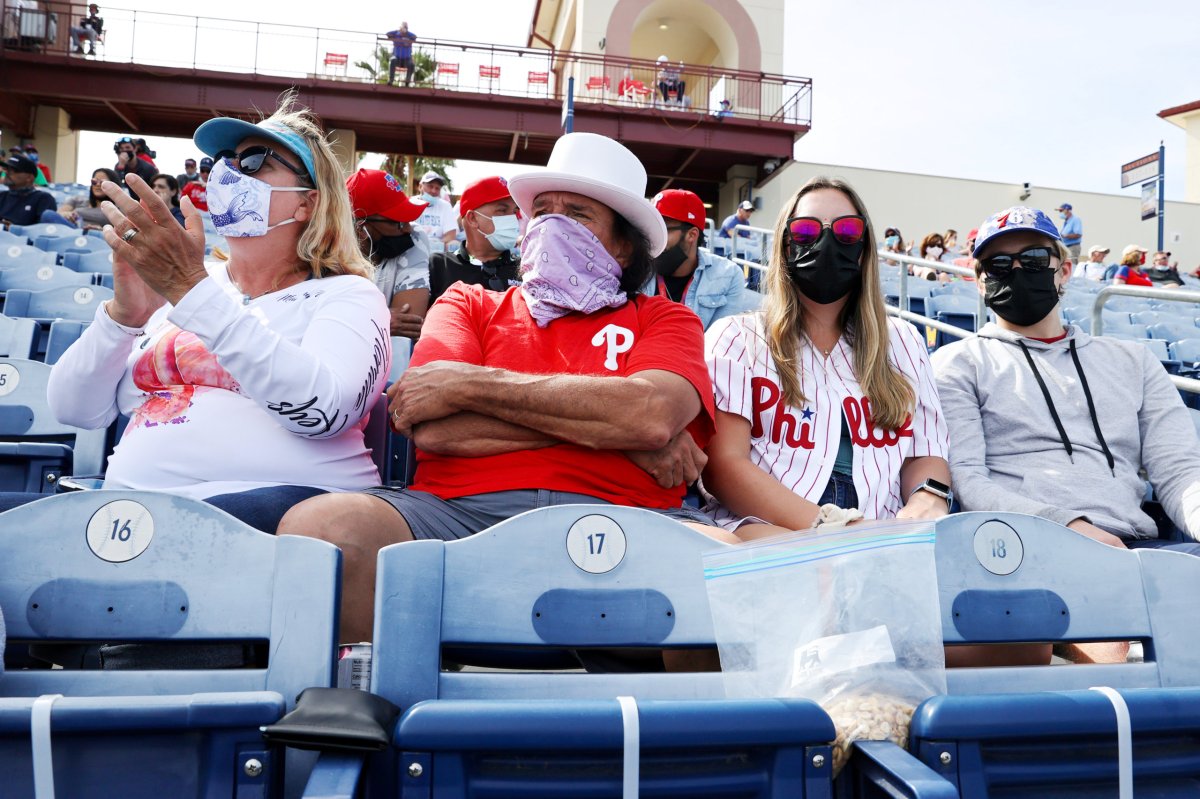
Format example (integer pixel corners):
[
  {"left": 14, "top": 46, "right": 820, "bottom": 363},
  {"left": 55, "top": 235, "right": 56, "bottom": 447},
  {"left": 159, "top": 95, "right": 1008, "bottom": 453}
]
[{"left": 0, "top": 51, "right": 807, "bottom": 197}]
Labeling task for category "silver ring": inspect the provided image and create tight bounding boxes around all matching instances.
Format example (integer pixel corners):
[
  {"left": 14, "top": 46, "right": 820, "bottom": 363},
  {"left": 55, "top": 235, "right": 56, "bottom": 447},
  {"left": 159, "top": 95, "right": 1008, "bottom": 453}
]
[{"left": 121, "top": 228, "right": 140, "bottom": 243}]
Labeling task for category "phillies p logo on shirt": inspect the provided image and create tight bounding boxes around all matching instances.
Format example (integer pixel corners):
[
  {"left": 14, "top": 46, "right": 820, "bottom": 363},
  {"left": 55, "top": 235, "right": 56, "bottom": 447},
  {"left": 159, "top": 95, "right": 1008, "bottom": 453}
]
[{"left": 591, "top": 324, "right": 634, "bottom": 371}]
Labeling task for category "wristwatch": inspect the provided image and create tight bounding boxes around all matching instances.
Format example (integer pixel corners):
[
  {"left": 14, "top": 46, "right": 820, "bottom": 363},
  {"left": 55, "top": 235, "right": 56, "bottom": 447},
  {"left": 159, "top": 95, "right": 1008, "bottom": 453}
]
[{"left": 910, "top": 478, "right": 953, "bottom": 508}]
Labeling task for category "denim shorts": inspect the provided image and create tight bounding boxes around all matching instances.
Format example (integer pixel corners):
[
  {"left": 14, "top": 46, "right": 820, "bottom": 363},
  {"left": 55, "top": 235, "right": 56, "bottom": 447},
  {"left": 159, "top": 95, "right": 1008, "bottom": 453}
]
[{"left": 817, "top": 472, "right": 859, "bottom": 510}]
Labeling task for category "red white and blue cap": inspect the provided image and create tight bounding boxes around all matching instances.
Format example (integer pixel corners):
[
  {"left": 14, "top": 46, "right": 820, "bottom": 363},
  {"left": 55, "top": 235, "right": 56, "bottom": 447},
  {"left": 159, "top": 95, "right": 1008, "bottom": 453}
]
[
  {"left": 346, "top": 168, "right": 428, "bottom": 223},
  {"left": 458, "top": 176, "right": 513, "bottom": 217},
  {"left": 193, "top": 118, "right": 317, "bottom": 184},
  {"left": 974, "top": 206, "right": 1062, "bottom": 256}
]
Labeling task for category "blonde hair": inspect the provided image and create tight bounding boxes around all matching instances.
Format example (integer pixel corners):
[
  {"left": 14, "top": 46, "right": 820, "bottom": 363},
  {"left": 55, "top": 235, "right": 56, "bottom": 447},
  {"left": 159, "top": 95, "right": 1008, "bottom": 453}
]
[
  {"left": 1120, "top": 248, "right": 1143, "bottom": 267},
  {"left": 255, "top": 91, "right": 374, "bottom": 281},
  {"left": 763, "top": 176, "right": 914, "bottom": 430}
]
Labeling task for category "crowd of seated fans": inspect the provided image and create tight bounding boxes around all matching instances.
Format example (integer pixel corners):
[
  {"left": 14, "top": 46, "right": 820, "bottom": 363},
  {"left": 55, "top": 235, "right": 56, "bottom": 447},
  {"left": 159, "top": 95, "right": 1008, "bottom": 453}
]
[{"left": 3, "top": 101, "right": 1200, "bottom": 671}]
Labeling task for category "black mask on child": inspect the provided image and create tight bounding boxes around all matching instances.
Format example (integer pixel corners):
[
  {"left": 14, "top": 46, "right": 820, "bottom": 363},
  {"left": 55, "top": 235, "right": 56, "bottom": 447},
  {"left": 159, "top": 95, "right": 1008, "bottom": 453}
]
[
  {"left": 983, "top": 267, "right": 1060, "bottom": 327},
  {"left": 652, "top": 243, "right": 689, "bottom": 276},
  {"left": 786, "top": 228, "right": 863, "bottom": 304},
  {"left": 373, "top": 233, "right": 415, "bottom": 260}
]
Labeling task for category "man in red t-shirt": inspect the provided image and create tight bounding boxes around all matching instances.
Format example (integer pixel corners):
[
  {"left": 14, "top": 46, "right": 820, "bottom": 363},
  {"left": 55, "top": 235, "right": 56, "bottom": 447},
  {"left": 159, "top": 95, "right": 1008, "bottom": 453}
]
[
  {"left": 179, "top": 157, "right": 211, "bottom": 212},
  {"left": 280, "top": 132, "right": 731, "bottom": 642}
]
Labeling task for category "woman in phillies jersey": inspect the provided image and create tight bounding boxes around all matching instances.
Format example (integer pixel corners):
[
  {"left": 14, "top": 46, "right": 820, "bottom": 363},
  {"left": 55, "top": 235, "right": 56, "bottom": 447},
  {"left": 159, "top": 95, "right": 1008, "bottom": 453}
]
[{"left": 703, "top": 177, "right": 951, "bottom": 538}]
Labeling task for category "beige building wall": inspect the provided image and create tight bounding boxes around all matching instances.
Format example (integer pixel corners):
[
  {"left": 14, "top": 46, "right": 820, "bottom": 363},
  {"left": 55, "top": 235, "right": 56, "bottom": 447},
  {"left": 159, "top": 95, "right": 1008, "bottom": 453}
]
[{"left": 747, "top": 160, "right": 1200, "bottom": 269}]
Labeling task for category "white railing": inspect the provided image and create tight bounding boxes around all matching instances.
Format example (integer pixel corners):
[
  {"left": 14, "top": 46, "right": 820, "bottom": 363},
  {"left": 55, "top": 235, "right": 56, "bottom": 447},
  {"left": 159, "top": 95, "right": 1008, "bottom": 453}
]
[{"left": 1088, "top": 284, "right": 1200, "bottom": 396}]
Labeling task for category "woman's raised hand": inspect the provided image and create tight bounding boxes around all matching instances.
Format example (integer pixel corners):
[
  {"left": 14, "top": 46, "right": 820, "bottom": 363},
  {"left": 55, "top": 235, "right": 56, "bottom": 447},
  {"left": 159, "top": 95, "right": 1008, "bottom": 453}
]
[{"left": 100, "top": 173, "right": 208, "bottom": 306}]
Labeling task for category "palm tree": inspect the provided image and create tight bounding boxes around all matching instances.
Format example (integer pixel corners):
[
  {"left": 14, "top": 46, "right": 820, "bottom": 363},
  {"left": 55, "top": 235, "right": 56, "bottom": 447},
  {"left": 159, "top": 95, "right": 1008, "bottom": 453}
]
[{"left": 355, "top": 46, "right": 454, "bottom": 193}]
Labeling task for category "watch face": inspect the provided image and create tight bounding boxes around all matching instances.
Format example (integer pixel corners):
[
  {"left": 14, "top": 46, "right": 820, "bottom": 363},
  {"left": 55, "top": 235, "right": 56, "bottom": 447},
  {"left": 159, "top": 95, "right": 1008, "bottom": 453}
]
[{"left": 925, "top": 479, "right": 951, "bottom": 495}]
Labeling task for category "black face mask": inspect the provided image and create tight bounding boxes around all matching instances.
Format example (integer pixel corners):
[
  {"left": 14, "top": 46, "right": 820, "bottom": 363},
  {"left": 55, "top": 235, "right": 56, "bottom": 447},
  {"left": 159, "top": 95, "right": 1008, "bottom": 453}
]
[
  {"left": 983, "top": 267, "right": 1060, "bottom": 327},
  {"left": 786, "top": 228, "right": 863, "bottom": 304},
  {"left": 652, "top": 242, "right": 689, "bottom": 276},
  {"left": 373, "top": 232, "right": 415, "bottom": 260}
]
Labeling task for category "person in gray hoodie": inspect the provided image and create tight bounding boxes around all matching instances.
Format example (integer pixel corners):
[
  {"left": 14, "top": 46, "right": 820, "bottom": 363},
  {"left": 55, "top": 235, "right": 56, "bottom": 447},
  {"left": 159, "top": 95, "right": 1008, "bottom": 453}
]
[{"left": 932, "top": 206, "right": 1200, "bottom": 557}]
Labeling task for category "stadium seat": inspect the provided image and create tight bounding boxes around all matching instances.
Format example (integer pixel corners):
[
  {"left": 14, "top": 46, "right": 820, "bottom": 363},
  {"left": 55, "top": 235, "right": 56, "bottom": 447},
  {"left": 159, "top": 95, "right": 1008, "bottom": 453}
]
[
  {"left": 1104, "top": 295, "right": 1157, "bottom": 313},
  {"left": 0, "top": 230, "right": 25, "bottom": 248},
  {"left": 61, "top": 248, "right": 115, "bottom": 275},
  {"left": 0, "top": 490, "right": 341, "bottom": 797},
  {"left": 856, "top": 511, "right": 1200, "bottom": 797},
  {"left": 926, "top": 294, "right": 981, "bottom": 347},
  {"left": 1104, "top": 321, "right": 1150, "bottom": 339},
  {"left": 1169, "top": 338, "right": 1200, "bottom": 364},
  {"left": 0, "top": 243, "right": 57, "bottom": 270},
  {"left": 1147, "top": 321, "right": 1199, "bottom": 343},
  {"left": 905, "top": 279, "right": 935, "bottom": 316},
  {"left": 2, "top": 285, "right": 112, "bottom": 323},
  {"left": 35, "top": 233, "right": 109, "bottom": 259},
  {"left": 929, "top": 281, "right": 976, "bottom": 298},
  {"left": 0, "top": 358, "right": 108, "bottom": 491},
  {"left": 43, "top": 320, "right": 88, "bottom": 365},
  {"left": 0, "top": 263, "right": 93, "bottom": 295},
  {"left": 7, "top": 222, "right": 75, "bottom": 244},
  {"left": 1131, "top": 337, "right": 1171, "bottom": 361},
  {"left": 0, "top": 314, "right": 37, "bottom": 359},
  {"left": 332, "top": 506, "right": 841, "bottom": 797}
]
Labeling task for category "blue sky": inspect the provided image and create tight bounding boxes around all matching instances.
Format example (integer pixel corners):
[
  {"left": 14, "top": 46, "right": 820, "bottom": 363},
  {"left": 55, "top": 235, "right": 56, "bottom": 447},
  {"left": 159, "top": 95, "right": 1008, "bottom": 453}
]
[{"left": 72, "top": 0, "right": 1198, "bottom": 201}]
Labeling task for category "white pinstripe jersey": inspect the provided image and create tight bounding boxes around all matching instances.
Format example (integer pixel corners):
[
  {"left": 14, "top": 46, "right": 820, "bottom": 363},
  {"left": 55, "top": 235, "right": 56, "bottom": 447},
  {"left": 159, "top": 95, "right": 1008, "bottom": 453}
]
[{"left": 704, "top": 313, "right": 949, "bottom": 526}]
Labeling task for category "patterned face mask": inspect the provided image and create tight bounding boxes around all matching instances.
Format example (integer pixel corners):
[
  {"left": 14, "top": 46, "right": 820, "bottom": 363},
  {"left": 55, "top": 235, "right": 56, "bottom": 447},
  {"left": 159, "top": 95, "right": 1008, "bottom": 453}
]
[
  {"left": 519, "top": 214, "right": 627, "bottom": 327},
  {"left": 206, "top": 157, "right": 309, "bottom": 238}
]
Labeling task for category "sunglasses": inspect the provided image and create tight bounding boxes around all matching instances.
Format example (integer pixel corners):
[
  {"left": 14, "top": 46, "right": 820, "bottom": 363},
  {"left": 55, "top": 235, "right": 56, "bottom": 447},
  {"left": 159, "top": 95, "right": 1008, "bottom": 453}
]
[
  {"left": 979, "top": 247, "right": 1055, "bottom": 279},
  {"left": 785, "top": 215, "right": 866, "bottom": 248},
  {"left": 214, "top": 145, "right": 310, "bottom": 182}
]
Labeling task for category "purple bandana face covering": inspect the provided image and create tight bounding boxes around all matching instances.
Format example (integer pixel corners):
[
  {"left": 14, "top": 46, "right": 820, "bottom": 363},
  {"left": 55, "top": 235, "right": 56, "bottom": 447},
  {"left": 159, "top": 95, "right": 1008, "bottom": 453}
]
[{"left": 519, "top": 214, "right": 627, "bottom": 327}]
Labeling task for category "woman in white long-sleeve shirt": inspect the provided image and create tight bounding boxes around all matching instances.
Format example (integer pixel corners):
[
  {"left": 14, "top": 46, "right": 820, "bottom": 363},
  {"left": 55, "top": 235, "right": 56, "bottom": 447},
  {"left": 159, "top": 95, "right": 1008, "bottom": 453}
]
[{"left": 0, "top": 96, "right": 390, "bottom": 533}]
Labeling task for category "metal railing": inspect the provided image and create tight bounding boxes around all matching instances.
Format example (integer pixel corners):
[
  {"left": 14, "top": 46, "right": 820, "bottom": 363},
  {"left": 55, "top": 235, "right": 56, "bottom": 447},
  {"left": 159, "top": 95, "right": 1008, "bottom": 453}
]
[
  {"left": 1088, "top": 284, "right": 1200, "bottom": 395},
  {"left": 0, "top": 1, "right": 813, "bottom": 125}
]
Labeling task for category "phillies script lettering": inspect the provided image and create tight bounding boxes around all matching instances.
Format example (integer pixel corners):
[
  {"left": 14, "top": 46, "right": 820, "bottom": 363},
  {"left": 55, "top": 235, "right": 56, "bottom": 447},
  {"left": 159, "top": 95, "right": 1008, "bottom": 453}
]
[
  {"left": 751, "top": 377, "right": 816, "bottom": 448},
  {"left": 842, "top": 396, "right": 912, "bottom": 448},
  {"left": 750, "top": 377, "right": 912, "bottom": 449}
]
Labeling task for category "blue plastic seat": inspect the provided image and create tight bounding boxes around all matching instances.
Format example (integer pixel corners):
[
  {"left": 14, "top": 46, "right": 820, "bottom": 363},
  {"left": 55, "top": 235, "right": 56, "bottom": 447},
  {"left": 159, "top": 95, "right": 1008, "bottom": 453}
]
[
  {"left": 320, "top": 506, "right": 840, "bottom": 797},
  {"left": 0, "top": 314, "right": 37, "bottom": 359},
  {"left": 8, "top": 222, "right": 76, "bottom": 245},
  {"left": 35, "top": 233, "right": 109, "bottom": 259},
  {"left": 43, "top": 320, "right": 88, "bottom": 365},
  {"left": 0, "top": 358, "right": 108, "bottom": 491},
  {"left": 1104, "top": 321, "right": 1150, "bottom": 339},
  {"left": 0, "top": 490, "right": 341, "bottom": 797},
  {"left": 1170, "top": 338, "right": 1200, "bottom": 364},
  {"left": 858, "top": 512, "right": 1200, "bottom": 798},
  {"left": 0, "top": 243, "right": 57, "bottom": 270},
  {"left": 2, "top": 285, "right": 112, "bottom": 323},
  {"left": 0, "top": 263, "right": 93, "bottom": 295},
  {"left": 905, "top": 279, "right": 935, "bottom": 316},
  {"left": 929, "top": 281, "right": 977, "bottom": 297},
  {"left": 61, "top": 248, "right": 115, "bottom": 275},
  {"left": 1147, "top": 321, "right": 1200, "bottom": 343}
]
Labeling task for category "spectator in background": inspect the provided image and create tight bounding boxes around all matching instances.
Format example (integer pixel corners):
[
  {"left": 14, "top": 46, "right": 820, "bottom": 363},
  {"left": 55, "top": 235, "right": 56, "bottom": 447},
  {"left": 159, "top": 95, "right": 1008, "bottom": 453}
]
[
  {"left": 1147, "top": 250, "right": 1184, "bottom": 288},
  {"left": 135, "top": 139, "right": 156, "bottom": 169},
  {"left": 150, "top": 174, "right": 186, "bottom": 225},
  {"left": 22, "top": 145, "right": 51, "bottom": 183},
  {"left": 177, "top": 158, "right": 200, "bottom": 186},
  {"left": 719, "top": 200, "right": 755, "bottom": 240},
  {"left": 46, "top": 167, "right": 120, "bottom": 229},
  {"left": 1112, "top": 245, "right": 1151, "bottom": 286},
  {"left": 882, "top": 226, "right": 907, "bottom": 268},
  {"left": 915, "top": 232, "right": 947, "bottom": 280},
  {"left": 347, "top": 167, "right": 432, "bottom": 340},
  {"left": 943, "top": 229, "right": 959, "bottom": 260},
  {"left": 952, "top": 228, "right": 978, "bottom": 272},
  {"left": 1056, "top": 202, "right": 1082, "bottom": 260},
  {"left": 180, "top": 157, "right": 211, "bottom": 212},
  {"left": 69, "top": 3, "right": 103, "bottom": 55},
  {"left": 413, "top": 170, "right": 458, "bottom": 253},
  {"left": 428, "top": 175, "right": 521, "bottom": 304},
  {"left": 655, "top": 55, "right": 685, "bottom": 104},
  {"left": 644, "top": 188, "right": 761, "bottom": 330},
  {"left": 0, "top": 152, "right": 55, "bottom": 225},
  {"left": 114, "top": 136, "right": 155, "bottom": 196},
  {"left": 1075, "top": 245, "right": 1110, "bottom": 281},
  {"left": 385, "top": 22, "right": 418, "bottom": 87}
]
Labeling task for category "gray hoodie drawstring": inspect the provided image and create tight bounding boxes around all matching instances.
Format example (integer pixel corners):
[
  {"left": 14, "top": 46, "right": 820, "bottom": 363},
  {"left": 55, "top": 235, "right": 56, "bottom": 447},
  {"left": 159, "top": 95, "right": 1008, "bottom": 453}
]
[{"left": 1016, "top": 338, "right": 1116, "bottom": 476}]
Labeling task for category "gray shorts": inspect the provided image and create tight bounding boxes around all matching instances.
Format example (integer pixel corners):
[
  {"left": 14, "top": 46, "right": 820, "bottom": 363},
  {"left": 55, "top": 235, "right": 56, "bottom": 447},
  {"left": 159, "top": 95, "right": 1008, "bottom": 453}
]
[{"left": 361, "top": 487, "right": 715, "bottom": 540}]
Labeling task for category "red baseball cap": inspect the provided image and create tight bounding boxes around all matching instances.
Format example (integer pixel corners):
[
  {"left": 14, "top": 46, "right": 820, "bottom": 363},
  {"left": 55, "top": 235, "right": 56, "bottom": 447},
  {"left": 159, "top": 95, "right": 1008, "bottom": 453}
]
[
  {"left": 346, "top": 168, "right": 427, "bottom": 223},
  {"left": 653, "top": 189, "right": 706, "bottom": 227},
  {"left": 459, "top": 176, "right": 513, "bottom": 217}
]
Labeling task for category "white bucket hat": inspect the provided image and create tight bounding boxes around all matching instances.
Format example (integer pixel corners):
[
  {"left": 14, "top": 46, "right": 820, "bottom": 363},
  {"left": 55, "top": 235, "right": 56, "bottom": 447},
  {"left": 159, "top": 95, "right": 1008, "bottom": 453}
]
[{"left": 508, "top": 132, "right": 668, "bottom": 256}]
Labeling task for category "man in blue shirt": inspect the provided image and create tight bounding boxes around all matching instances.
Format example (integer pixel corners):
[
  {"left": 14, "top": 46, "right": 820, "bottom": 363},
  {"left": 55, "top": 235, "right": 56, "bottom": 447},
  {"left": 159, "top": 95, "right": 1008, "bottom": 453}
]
[
  {"left": 0, "top": 153, "right": 56, "bottom": 226},
  {"left": 1056, "top": 202, "right": 1082, "bottom": 260},
  {"left": 386, "top": 22, "right": 418, "bottom": 87},
  {"left": 645, "top": 190, "right": 761, "bottom": 330},
  {"left": 718, "top": 199, "right": 755, "bottom": 240}
]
